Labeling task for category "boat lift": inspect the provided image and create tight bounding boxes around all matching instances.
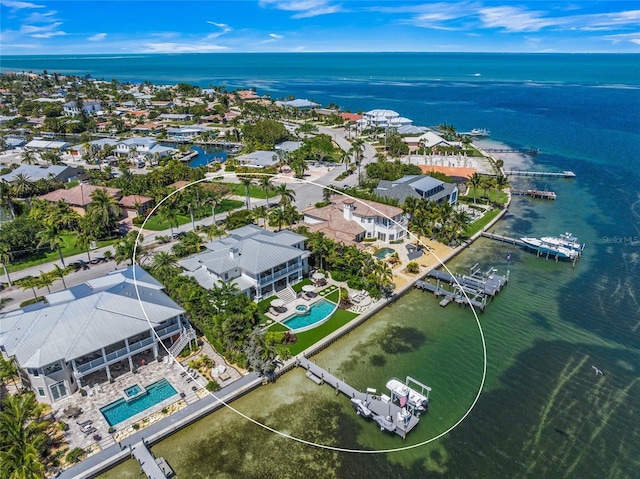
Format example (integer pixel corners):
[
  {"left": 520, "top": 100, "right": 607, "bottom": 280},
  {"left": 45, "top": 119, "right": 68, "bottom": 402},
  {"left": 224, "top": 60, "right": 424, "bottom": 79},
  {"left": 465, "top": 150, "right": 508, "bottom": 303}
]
[{"left": 387, "top": 376, "right": 432, "bottom": 417}]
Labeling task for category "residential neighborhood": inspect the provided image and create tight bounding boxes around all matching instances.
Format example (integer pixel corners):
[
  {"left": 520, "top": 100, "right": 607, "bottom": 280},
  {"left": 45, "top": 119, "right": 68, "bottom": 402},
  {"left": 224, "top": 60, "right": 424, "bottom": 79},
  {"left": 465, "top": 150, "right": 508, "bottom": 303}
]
[{"left": 0, "top": 71, "right": 509, "bottom": 477}]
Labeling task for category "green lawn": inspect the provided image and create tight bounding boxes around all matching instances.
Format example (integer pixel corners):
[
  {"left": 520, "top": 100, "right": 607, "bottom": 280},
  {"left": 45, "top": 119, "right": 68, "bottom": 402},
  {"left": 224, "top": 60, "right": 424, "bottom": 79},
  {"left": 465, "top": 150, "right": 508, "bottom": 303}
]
[
  {"left": 221, "top": 182, "right": 268, "bottom": 199},
  {"left": 462, "top": 188, "right": 509, "bottom": 205},
  {"left": 142, "top": 214, "right": 191, "bottom": 231},
  {"left": 277, "top": 305, "right": 359, "bottom": 356},
  {"left": 142, "top": 199, "right": 243, "bottom": 231},
  {"left": 7, "top": 234, "right": 118, "bottom": 273},
  {"left": 464, "top": 208, "right": 502, "bottom": 237}
]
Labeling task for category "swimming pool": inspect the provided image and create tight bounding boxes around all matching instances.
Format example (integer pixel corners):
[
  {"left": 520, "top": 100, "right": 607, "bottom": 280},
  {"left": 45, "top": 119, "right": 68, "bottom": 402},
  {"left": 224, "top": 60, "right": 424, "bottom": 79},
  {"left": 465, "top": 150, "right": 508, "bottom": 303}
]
[
  {"left": 282, "top": 299, "right": 337, "bottom": 333},
  {"left": 100, "top": 379, "right": 178, "bottom": 427},
  {"left": 374, "top": 247, "right": 394, "bottom": 259}
]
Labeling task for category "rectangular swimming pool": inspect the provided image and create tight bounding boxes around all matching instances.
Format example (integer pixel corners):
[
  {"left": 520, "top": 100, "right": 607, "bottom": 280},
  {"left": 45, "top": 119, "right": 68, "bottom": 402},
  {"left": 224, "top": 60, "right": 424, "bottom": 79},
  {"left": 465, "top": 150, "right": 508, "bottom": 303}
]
[{"left": 100, "top": 379, "right": 178, "bottom": 427}]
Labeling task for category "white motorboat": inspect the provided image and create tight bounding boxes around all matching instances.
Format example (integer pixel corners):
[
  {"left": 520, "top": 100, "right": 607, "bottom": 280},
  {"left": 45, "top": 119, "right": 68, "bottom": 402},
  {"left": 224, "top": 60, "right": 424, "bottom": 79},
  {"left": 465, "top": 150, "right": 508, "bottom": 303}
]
[
  {"left": 520, "top": 237, "right": 580, "bottom": 260},
  {"left": 351, "top": 398, "right": 373, "bottom": 418},
  {"left": 386, "top": 378, "right": 429, "bottom": 411},
  {"left": 540, "top": 232, "right": 585, "bottom": 252}
]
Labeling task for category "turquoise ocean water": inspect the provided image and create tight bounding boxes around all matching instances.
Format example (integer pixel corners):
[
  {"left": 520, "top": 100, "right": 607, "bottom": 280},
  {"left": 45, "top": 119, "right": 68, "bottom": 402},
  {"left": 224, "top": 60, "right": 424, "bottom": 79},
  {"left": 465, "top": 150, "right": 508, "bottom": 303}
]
[{"left": 3, "top": 53, "right": 638, "bottom": 478}]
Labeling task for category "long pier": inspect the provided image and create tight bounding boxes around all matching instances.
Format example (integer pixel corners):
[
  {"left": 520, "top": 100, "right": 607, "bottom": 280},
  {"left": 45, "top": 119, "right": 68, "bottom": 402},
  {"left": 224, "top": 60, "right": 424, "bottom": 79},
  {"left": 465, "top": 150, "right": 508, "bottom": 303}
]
[
  {"left": 296, "top": 357, "right": 421, "bottom": 438},
  {"left": 484, "top": 148, "right": 540, "bottom": 155},
  {"left": 481, "top": 232, "right": 525, "bottom": 246},
  {"left": 510, "top": 188, "right": 556, "bottom": 200},
  {"left": 505, "top": 170, "right": 575, "bottom": 178}
]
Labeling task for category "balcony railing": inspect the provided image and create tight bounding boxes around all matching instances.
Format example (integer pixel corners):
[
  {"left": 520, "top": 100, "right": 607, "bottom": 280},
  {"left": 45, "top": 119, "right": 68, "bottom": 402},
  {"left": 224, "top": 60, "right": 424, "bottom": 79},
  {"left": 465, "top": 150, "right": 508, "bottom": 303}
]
[
  {"left": 155, "top": 323, "right": 181, "bottom": 338},
  {"left": 129, "top": 337, "right": 154, "bottom": 353},
  {"left": 259, "top": 264, "right": 302, "bottom": 285},
  {"left": 105, "top": 346, "right": 129, "bottom": 362},
  {"left": 76, "top": 357, "right": 105, "bottom": 373}
]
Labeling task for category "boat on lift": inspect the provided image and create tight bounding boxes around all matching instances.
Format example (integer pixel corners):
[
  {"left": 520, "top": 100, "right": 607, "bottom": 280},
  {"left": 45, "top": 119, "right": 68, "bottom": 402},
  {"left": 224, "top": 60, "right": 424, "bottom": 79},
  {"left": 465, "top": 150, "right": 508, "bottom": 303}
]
[
  {"left": 386, "top": 377, "right": 430, "bottom": 412},
  {"left": 470, "top": 128, "right": 490, "bottom": 137}
]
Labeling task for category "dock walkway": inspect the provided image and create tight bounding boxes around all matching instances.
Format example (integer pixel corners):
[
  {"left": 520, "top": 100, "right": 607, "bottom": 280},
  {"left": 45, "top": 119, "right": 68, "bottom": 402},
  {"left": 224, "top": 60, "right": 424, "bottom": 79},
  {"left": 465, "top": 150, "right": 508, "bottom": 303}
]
[
  {"left": 481, "top": 232, "right": 525, "bottom": 246},
  {"left": 510, "top": 188, "right": 556, "bottom": 200},
  {"left": 130, "top": 441, "right": 170, "bottom": 479},
  {"left": 505, "top": 170, "right": 575, "bottom": 178},
  {"left": 296, "top": 357, "right": 420, "bottom": 438}
]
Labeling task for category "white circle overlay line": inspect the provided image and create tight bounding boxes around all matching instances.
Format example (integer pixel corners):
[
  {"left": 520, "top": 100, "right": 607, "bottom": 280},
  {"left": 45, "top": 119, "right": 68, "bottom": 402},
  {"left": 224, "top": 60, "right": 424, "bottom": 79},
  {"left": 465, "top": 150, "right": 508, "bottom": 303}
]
[{"left": 131, "top": 172, "right": 487, "bottom": 454}]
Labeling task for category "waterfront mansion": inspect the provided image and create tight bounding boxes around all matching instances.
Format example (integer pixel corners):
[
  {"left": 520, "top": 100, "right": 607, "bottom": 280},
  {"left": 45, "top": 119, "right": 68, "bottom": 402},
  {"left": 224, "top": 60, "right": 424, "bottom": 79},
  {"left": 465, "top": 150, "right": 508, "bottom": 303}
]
[
  {"left": 178, "top": 225, "right": 310, "bottom": 301},
  {"left": 0, "top": 266, "right": 193, "bottom": 405},
  {"left": 303, "top": 195, "right": 408, "bottom": 245}
]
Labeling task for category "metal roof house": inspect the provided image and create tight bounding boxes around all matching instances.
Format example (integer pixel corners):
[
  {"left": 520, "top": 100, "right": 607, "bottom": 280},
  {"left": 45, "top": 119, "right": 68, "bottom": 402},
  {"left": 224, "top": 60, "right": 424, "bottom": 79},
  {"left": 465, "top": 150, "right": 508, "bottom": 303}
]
[
  {"left": 178, "top": 225, "right": 310, "bottom": 301},
  {"left": 375, "top": 175, "right": 459, "bottom": 206},
  {"left": 0, "top": 164, "right": 82, "bottom": 184},
  {"left": 234, "top": 150, "right": 278, "bottom": 168},
  {"left": 0, "top": 266, "right": 192, "bottom": 404}
]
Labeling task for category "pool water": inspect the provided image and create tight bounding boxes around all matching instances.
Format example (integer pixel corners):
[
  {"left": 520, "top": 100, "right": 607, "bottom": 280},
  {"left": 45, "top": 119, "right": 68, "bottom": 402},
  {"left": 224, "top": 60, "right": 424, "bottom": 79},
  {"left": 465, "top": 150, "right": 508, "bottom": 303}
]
[
  {"left": 124, "top": 384, "right": 141, "bottom": 397},
  {"left": 100, "top": 379, "right": 178, "bottom": 427},
  {"left": 374, "top": 247, "right": 394, "bottom": 259},
  {"left": 283, "top": 300, "right": 335, "bottom": 331}
]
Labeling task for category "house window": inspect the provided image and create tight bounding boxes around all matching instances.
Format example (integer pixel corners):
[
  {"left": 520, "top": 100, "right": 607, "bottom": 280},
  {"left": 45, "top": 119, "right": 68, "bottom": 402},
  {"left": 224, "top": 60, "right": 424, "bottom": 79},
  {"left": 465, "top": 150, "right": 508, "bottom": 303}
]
[
  {"left": 31, "top": 369, "right": 39, "bottom": 377},
  {"left": 37, "top": 388, "right": 45, "bottom": 397}
]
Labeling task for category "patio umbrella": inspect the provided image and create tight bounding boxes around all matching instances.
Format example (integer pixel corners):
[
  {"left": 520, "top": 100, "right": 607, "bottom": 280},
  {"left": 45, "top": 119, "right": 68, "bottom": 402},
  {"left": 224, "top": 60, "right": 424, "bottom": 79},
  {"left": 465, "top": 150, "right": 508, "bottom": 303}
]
[
  {"left": 302, "top": 285, "right": 315, "bottom": 292},
  {"left": 270, "top": 298, "right": 284, "bottom": 308},
  {"left": 312, "top": 272, "right": 325, "bottom": 280}
]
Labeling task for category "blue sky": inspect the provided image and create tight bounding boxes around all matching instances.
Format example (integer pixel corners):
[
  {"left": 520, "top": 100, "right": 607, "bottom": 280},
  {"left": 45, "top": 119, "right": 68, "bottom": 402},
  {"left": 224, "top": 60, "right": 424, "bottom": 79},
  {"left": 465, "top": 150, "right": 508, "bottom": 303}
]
[{"left": 1, "top": 1, "right": 639, "bottom": 55}]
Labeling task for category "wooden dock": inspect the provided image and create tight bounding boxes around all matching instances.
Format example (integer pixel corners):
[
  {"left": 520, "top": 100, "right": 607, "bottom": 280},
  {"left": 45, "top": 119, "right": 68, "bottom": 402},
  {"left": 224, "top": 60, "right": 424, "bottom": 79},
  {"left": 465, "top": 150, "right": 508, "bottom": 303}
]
[
  {"left": 510, "top": 188, "right": 556, "bottom": 200},
  {"left": 484, "top": 148, "right": 540, "bottom": 155},
  {"left": 505, "top": 170, "right": 575, "bottom": 178},
  {"left": 296, "top": 357, "right": 421, "bottom": 438},
  {"left": 130, "top": 441, "right": 171, "bottom": 479},
  {"left": 481, "top": 232, "right": 525, "bottom": 246}
]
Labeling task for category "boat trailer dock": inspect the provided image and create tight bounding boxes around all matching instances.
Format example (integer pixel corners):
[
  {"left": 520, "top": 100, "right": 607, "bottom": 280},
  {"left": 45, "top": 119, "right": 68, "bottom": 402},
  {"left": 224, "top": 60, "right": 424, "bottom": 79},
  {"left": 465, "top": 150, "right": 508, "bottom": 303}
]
[{"left": 296, "top": 357, "right": 420, "bottom": 438}]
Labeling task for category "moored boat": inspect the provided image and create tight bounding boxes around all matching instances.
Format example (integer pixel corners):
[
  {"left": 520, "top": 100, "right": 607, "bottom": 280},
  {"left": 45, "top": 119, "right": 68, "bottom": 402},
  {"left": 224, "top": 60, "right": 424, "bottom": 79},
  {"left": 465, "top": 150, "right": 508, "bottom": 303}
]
[
  {"left": 520, "top": 237, "right": 580, "bottom": 260},
  {"left": 540, "top": 232, "right": 585, "bottom": 252},
  {"left": 386, "top": 377, "right": 429, "bottom": 412}
]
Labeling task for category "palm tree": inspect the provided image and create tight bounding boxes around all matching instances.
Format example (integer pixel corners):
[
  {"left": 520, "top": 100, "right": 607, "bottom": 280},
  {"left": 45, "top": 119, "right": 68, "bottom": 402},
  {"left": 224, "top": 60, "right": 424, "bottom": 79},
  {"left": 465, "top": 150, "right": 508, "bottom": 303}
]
[
  {"left": 20, "top": 149, "right": 37, "bottom": 165},
  {"left": 469, "top": 173, "right": 482, "bottom": 204},
  {"left": 158, "top": 206, "right": 179, "bottom": 238},
  {"left": 52, "top": 264, "right": 68, "bottom": 289},
  {"left": 0, "top": 181, "right": 16, "bottom": 219},
  {"left": 150, "top": 251, "right": 178, "bottom": 279},
  {"left": 274, "top": 183, "right": 296, "bottom": 208},
  {"left": 75, "top": 229, "right": 96, "bottom": 262},
  {"left": 268, "top": 207, "right": 286, "bottom": 231},
  {"left": 114, "top": 231, "right": 144, "bottom": 265},
  {"left": 252, "top": 205, "right": 268, "bottom": 228},
  {"left": 0, "top": 242, "right": 12, "bottom": 287},
  {"left": 36, "top": 225, "right": 66, "bottom": 267},
  {"left": 10, "top": 173, "right": 34, "bottom": 198},
  {"left": 20, "top": 276, "right": 39, "bottom": 300},
  {"left": 36, "top": 270, "right": 55, "bottom": 294},
  {"left": 239, "top": 176, "right": 253, "bottom": 210},
  {"left": 87, "top": 188, "right": 121, "bottom": 237},
  {"left": 258, "top": 176, "right": 273, "bottom": 206},
  {"left": 0, "top": 391, "right": 50, "bottom": 479}
]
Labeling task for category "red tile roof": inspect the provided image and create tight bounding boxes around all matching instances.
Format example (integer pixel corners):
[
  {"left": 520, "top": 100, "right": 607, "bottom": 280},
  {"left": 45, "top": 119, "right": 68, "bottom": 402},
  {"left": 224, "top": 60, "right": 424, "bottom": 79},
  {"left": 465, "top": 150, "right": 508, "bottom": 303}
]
[
  {"left": 39, "top": 184, "right": 121, "bottom": 207},
  {"left": 119, "top": 195, "right": 153, "bottom": 208}
]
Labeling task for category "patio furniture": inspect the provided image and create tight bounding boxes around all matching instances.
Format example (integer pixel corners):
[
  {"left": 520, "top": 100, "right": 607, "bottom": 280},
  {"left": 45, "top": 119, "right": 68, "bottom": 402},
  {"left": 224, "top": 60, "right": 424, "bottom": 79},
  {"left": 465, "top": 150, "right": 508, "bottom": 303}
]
[
  {"left": 63, "top": 406, "right": 82, "bottom": 418},
  {"left": 82, "top": 427, "right": 97, "bottom": 436},
  {"left": 76, "top": 419, "right": 92, "bottom": 427}
]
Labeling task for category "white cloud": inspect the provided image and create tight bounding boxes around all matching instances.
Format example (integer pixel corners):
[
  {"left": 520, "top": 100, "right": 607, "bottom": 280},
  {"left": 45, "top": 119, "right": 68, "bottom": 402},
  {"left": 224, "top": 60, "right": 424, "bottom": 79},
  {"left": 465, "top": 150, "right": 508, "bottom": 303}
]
[
  {"left": 88, "top": 33, "right": 107, "bottom": 42},
  {"left": 259, "top": 0, "right": 342, "bottom": 19},
  {"left": 601, "top": 32, "right": 640, "bottom": 45},
  {"left": 20, "top": 21, "right": 66, "bottom": 38},
  {"left": 478, "top": 6, "right": 556, "bottom": 32},
  {"left": 205, "top": 21, "right": 232, "bottom": 39},
  {"left": 269, "top": 33, "right": 283, "bottom": 39},
  {"left": 143, "top": 42, "right": 229, "bottom": 53},
  {"left": 0, "top": 0, "right": 44, "bottom": 9}
]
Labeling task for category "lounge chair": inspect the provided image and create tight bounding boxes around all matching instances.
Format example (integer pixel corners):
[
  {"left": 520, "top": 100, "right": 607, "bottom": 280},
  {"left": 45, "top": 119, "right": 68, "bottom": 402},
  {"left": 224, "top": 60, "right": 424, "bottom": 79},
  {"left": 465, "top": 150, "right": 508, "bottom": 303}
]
[
  {"left": 95, "top": 383, "right": 102, "bottom": 393},
  {"left": 76, "top": 419, "right": 92, "bottom": 427},
  {"left": 82, "top": 426, "right": 97, "bottom": 436},
  {"left": 87, "top": 388, "right": 94, "bottom": 397}
]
